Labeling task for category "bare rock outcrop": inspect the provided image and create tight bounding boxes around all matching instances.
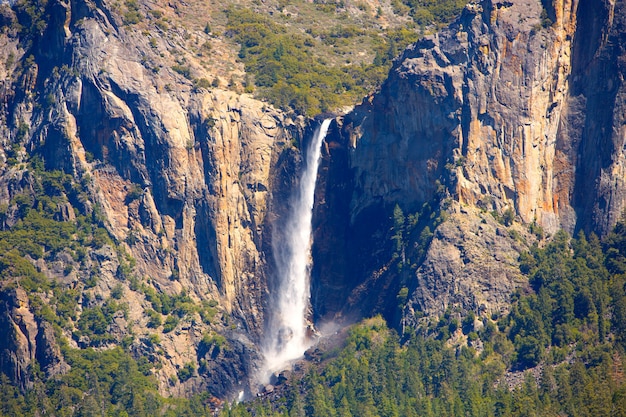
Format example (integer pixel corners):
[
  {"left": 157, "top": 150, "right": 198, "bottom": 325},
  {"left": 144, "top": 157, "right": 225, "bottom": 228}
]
[
  {"left": 405, "top": 203, "right": 529, "bottom": 320},
  {"left": 0, "top": 288, "right": 69, "bottom": 390},
  {"left": 316, "top": 0, "right": 626, "bottom": 323},
  {"left": 343, "top": 0, "right": 626, "bottom": 237},
  {"left": 0, "top": 0, "right": 302, "bottom": 397},
  {"left": 345, "top": 0, "right": 581, "bottom": 234}
]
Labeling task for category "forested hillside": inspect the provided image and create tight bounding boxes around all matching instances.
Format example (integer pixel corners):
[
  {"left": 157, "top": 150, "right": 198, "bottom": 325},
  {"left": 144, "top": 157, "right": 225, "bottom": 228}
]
[
  {"left": 222, "top": 0, "right": 465, "bottom": 115},
  {"left": 4, "top": 219, "right": 626, "bottom": 416},
  {"left": 224, "top": 221, "right": 626, "bottom": 416},
  {"left": 0, "top": 157, "right": 224, "bottom": 416}
]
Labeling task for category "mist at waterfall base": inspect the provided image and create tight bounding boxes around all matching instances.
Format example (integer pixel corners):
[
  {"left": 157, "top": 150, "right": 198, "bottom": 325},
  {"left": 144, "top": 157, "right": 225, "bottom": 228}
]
[{"left": 259, "top": 119, "right": 332, "bottom": 385}]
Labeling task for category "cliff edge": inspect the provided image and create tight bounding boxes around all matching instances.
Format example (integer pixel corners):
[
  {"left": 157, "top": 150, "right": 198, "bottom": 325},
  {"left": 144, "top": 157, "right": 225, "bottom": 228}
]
[{"left": 315, "top": 0, "right": 626, "bottom": 325}]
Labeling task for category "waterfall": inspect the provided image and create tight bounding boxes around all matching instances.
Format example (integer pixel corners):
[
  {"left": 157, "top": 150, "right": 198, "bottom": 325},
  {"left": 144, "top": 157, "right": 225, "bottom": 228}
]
[{"left": 261, "top": 119, "right": 332, "bottom": 381}]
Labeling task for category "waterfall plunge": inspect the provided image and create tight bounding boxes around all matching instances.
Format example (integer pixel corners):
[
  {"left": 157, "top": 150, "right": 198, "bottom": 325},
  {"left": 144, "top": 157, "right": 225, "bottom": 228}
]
[{"left": 261, "top": 119, "right": 332, "bottom": 381}]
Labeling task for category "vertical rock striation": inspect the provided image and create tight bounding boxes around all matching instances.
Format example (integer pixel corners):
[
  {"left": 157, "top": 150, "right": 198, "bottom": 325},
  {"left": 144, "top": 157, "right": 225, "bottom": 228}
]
[
  {"left": 0, "top": 288, "right": 68, "bottom": 391},
  {"left": 316, "top": 0, "right": 626, "bottom": 322},
  {"left": 345, "top": 0, "right": 582, "bottom": 234},
  {"left": 0, "top": 0, "right": 304, "bottom": 396},
  {"left": 568, "top": 0, "right": 626, "bottom": 235}
]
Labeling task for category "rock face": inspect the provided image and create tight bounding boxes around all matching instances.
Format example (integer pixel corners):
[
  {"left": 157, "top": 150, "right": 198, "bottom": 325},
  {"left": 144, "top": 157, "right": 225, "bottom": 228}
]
[
  {"left": 0, "top": 0, "right": 304, "bottom": 397},
  {"left": 343, "top": 0, "right": 626, "bottom": 236},
  {"left": 566, "top": 0, "right": 626, "bottom": 235},
  {"left": 10, "top": 0, "right": 303, "bottom": 329},
  {"left": 0, "top": 288, "right": 69, "bottom": 391},
  {"left": 345, "top": 0, "right": 578, "bottom": 232},
  {"left": 315, "top": 0, "right": 626, "bottom": 322},
  {"left": 406, "top": 203, "right": 530, "bottom": 318}
]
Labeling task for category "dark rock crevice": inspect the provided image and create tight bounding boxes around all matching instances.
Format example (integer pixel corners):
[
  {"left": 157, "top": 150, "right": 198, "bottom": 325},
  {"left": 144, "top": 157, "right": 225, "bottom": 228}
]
[
  {"left": 106, "top": 79, "right": 186, "bottom": 225},
  {"left": 570, "top": 0, "right": 626, "bottom": 235},
  {"left": 311, "top": 118, "right": 354, "bottom": 322}
]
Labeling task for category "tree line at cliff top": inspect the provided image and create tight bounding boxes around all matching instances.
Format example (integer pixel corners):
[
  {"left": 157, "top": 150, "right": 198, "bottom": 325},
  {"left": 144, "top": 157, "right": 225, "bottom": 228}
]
[{"left": 225, "top": 0, "right": 465, "bottom": 116}]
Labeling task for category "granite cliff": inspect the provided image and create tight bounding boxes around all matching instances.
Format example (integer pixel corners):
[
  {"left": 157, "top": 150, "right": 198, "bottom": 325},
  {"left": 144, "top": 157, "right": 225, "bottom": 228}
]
[
  {"left": 1, "top": 0, "right": 626, "bottom": 402},
  {"left": 314, "top": 0, "right": 626, "bottom": 325},
  {"left": 0, "top": 0, "right": 308, "bottom": 397}
]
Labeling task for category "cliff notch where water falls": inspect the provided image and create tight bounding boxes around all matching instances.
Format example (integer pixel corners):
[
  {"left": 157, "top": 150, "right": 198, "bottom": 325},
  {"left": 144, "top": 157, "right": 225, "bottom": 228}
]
[{"left": 1, "top": 0, "right": 626, "bottom": 404}]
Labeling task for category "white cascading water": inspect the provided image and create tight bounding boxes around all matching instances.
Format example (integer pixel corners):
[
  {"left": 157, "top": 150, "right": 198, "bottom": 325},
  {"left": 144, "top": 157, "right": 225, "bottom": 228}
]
[{"left": 261, "top": 119, "right": 332, "bottom": 381}]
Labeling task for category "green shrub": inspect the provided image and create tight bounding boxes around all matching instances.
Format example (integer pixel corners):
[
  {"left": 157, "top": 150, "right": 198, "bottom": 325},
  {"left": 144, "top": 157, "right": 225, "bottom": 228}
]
[
  {"left": 146, "top": 309, "right": 162, "bottom": 328},
  {"left": 111, "top": 283, "right": 124, "bottom": 299},
  {"left": 123, "top": 11, "right": 141, "bottom": 24},
  {"left": 172, "top": 64, "right": 191, "bottom": 79},
  {"left": 147, "top": 333, "right": 161, "bottom": 346},
  {"left": 177, "top": 362, "right": 196, "bottom": 382},
  {"left": 126, "top": 184, "right": 143, "bottom": 202},
  {"left": 162, "top": 315, "right": 179, "bottom": 333},
  {"left": 193, "top": 77, "right": 211, "bottom": 90},
  {"left": 199, "top": 332, "right": 227, "bottom": 355}
]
